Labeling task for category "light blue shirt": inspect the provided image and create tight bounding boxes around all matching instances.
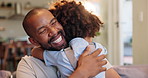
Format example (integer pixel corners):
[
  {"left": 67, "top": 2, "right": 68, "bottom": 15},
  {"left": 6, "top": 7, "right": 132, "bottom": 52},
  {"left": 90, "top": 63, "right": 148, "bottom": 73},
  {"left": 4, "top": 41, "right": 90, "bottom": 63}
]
[{"left": 44, "top": 38, "right": 111, "bottom": 78}]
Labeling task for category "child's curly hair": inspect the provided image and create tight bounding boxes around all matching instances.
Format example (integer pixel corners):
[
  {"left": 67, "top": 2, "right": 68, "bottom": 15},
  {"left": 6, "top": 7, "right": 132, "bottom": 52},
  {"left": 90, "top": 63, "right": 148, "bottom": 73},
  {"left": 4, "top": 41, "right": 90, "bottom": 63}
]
[{"left": 50, "top": 0, "right": 103, "bottom": 42}]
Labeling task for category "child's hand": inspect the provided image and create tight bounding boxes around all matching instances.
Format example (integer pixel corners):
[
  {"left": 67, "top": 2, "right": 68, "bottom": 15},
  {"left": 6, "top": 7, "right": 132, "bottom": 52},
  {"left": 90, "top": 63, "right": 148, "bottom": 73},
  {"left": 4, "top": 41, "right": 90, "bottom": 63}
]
[{"left": 31, "top": 46, "right": 44, "bottom": 60}]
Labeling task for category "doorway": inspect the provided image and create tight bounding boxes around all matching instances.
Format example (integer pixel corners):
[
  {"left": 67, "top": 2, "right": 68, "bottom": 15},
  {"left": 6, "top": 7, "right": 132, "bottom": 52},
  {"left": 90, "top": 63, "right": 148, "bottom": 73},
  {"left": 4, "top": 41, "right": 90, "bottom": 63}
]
[
  {"left": 119, "top": 0, "right": 133, "bottom": 65},
  {"left": 108, "top": 0, "right": 133, "bottom": 65}
]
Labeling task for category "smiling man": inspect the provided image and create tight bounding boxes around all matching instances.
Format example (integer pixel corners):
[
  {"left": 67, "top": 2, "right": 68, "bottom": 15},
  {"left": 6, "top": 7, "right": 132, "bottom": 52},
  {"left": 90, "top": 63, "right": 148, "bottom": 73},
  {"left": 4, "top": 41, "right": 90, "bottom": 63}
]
[
  {"left": 16, "top": 8, "right": 107, "bottom": 78},
  {"left": 23, "top": 9, "right": 67, "bottom": 50}
]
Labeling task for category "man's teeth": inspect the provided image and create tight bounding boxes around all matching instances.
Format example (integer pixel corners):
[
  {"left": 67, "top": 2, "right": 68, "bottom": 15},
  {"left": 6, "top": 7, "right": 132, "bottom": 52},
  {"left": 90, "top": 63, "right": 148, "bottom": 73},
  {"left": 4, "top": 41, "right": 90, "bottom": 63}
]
[{"left": 52, "top": 36, "right": 62, "bottom": 43}]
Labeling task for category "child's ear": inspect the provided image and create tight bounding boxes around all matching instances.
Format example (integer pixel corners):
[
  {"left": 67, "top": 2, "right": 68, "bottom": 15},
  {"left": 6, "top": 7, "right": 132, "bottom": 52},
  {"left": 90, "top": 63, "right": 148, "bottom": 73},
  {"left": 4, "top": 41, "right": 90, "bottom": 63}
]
[{"left": 28, "top": 37, "right": 40, "bottom": 46}]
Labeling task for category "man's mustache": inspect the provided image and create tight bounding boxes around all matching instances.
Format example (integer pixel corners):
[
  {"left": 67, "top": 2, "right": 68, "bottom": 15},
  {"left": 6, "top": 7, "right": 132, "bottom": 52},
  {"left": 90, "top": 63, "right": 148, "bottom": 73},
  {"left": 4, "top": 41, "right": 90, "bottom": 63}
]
[{"left": 48, "top": 30, "right": 65, "bottom": 44}]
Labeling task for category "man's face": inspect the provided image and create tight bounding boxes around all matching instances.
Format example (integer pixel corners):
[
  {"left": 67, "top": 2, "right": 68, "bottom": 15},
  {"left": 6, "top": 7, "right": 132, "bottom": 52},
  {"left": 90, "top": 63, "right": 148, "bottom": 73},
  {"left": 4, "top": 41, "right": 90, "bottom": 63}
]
[{"left": 27, "top": 9, "right": 67, "bottom": 50}]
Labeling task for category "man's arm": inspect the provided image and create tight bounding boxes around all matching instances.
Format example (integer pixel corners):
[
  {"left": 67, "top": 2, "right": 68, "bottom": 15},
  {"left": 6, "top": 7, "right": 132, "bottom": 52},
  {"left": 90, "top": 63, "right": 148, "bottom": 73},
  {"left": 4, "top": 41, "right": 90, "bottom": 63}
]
[
  {"left": 105, "top": 68, "right": 121, "bottom": 78},
  {"left": 31, "top": 46, "right": 44, "bottom": 59},
  {"left": 69, "top": 46, "right": 107, "bottom": 78},
  {"left": 30, "top": 46, "right": 107, "bottom": 78}
]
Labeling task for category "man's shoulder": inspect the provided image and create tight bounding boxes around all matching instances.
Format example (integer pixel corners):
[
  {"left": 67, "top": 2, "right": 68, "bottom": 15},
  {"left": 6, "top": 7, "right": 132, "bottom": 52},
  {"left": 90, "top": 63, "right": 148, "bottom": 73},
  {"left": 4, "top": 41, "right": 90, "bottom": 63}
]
[
  {"left": 17, "top": 56, "right": 58, "bottom": 78},
  {"left": 20, "top": 55, "right": 44, "bottom": 66},
  {"left": 21, "top": 55, "right": 37, "bottom": 61},
  {"left": 22, "top": 55, "right": 33, "bottom": 59},
  {"left": 19, "top": 55, "right": 57, "bottom": 71}
]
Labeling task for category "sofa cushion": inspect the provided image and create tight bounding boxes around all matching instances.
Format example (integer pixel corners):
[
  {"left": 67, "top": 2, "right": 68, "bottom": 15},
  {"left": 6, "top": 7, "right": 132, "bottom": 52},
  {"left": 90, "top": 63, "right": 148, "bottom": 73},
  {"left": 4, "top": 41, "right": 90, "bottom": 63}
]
[
  {"left": 113, "top": 65, "right": 148, "bottom": 78},
  {"left": 0, "top": 70, "right": 11, "bottom": 78}
]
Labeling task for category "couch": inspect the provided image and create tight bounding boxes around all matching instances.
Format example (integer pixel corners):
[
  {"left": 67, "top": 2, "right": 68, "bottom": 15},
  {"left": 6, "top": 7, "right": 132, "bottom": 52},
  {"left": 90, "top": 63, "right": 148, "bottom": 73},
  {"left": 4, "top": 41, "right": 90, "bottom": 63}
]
[
  {"left": 113, "top": 64, "right": 148, "bottom": 78},
  {"left": 1, "top": 64, "right": 148, "bottom": 78}
]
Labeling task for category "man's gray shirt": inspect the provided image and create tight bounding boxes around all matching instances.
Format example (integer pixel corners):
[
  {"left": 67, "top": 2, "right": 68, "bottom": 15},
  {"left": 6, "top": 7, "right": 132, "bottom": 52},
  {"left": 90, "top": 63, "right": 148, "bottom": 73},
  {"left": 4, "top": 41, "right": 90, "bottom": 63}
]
[{"left": 16, "top": 56, "right": 58, "bottom": 78}]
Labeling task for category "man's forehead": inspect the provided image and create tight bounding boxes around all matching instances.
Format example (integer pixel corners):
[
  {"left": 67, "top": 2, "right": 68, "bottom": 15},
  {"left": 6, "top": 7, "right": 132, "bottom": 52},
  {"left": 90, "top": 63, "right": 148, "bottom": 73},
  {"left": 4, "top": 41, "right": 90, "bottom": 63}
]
[
  {"left": 27, "top": 9, "right": 53, "bottom": 22},
  {"left": 37, "top": 10, "right": 55, "bottom": 21},
  {"left": 41, "top": 9, "right": 54, "bottom": 17},
  {"left": 27, "top": 10, "right": 55, "bottom": 30}
]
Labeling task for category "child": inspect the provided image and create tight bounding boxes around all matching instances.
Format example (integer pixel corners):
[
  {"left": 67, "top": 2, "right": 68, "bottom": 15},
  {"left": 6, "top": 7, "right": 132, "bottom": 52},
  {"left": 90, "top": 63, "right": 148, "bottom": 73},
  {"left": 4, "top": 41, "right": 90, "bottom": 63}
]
[{"left": 32, "top": 1, "right": 120, "bottom": 78}]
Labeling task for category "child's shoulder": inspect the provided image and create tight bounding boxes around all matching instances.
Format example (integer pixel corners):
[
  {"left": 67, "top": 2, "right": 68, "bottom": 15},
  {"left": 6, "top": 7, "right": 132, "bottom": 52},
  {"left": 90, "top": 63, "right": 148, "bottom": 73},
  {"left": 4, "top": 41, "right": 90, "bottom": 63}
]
[
  {"left": 93, "top": 42, "right": 103, "bottom": 47},
  {"left": 69, "top": 37, "right": 88, "bottom": 46},
  {"left": 69, "top": 37, "right": 86, "bottom": 43},
  {"left": 93, "top": 42, "right": 108, "bottom": 55}
]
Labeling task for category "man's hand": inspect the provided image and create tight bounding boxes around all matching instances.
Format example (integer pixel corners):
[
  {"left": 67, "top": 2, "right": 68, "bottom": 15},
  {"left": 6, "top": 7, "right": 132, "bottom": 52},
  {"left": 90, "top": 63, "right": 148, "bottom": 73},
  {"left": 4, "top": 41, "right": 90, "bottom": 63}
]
[
  {"left": 31, "top": 46, "right": 44, "bottom": 60},
  {"left": 69, "top": 46, "right": 107, "bottom": 78}
]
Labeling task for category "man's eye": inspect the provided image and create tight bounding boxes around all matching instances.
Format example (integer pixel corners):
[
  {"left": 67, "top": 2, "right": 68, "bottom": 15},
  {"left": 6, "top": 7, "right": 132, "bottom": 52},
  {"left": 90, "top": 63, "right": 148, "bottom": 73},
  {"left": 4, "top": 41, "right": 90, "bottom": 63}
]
[
  {"left": 39, "top": 29, "right": 47, "bottom": 34},
  {"left": 51, "top": 20, "right": 57, "bottom": 26}
]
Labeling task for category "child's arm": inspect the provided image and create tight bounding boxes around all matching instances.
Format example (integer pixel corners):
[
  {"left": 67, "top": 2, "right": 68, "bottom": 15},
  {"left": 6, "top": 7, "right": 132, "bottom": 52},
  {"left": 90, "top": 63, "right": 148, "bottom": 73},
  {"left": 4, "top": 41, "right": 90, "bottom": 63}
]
[{"left": 31, "top": 46, "right": 44, "bottom": 60}]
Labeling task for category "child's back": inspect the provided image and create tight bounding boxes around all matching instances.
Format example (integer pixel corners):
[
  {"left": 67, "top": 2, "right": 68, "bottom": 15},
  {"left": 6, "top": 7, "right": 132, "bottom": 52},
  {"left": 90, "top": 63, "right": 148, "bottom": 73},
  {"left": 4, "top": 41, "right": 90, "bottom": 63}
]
[{"left": 44, "top": 37, "right": 110, "bottom": 78}]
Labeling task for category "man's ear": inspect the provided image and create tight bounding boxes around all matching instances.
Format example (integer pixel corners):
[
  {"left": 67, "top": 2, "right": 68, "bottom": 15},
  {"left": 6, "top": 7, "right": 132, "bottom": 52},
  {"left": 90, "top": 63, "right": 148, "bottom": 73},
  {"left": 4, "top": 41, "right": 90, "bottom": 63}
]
[{"left": 28, "top": 37, "right": 40, "bottom": 46}]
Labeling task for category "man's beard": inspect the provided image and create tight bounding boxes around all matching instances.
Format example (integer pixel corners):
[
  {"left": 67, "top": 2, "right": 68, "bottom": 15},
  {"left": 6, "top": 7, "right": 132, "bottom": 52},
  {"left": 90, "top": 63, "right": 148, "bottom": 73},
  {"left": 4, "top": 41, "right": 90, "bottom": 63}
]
[
  {"left": 40, "top": 30, "right": 67, "bottom": 51},
  {"left": 46, "top": 43, "right": 66, "bottom": 51}
]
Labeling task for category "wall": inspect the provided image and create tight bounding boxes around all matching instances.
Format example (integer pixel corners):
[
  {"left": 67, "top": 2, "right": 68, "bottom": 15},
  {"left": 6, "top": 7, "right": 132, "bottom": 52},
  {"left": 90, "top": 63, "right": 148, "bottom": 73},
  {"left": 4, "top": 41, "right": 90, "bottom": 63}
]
[
  {"left": 0, "top": 0, "right": 108, "bottom": 46},
  {"left": 0, "top": 0, "right": 53, "bottom": 41},
  {"left": 0, "top": 20, "right": 26, "bottom": 40},
  {"left": 93, "top": 0, "right": 108, "bottom": 48},
  {"left": 133, "top": 0, "right": 148, "bottom": 64}
]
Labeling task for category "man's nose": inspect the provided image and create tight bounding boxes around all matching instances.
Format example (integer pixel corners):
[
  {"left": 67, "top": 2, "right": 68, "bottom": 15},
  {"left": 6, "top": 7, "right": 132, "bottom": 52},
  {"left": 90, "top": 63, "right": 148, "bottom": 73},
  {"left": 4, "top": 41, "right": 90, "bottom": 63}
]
[{"left": 48, "top": 27, "right": 58, "bottom": 37}]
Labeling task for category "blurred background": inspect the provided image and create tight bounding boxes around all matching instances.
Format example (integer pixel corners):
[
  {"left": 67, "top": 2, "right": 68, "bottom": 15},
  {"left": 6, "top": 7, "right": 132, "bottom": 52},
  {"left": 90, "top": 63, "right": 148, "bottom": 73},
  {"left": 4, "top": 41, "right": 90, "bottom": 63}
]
[{"left": 0, "top": 0, "right": 148, "bottom": 77}]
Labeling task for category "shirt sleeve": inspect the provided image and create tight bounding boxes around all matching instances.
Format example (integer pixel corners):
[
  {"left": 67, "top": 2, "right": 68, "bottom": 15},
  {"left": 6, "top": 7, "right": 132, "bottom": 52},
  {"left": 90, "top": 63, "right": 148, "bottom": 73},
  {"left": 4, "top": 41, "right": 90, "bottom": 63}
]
[
  {"left": 95, "top": 42, "right": 108, "bottom": 55},
  {"left": 104, "top": 58, "right": 112, "bottom": 70},
  {"left": 95, "top": 43, "right": 112, "bottom": 70}
]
